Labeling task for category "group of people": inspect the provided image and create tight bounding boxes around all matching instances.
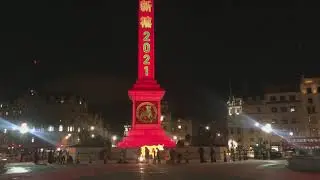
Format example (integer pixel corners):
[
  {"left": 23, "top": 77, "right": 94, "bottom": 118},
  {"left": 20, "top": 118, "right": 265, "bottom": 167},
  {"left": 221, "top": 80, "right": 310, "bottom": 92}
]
[
  {"left": 135, "top": 147, "right": 161, "bottom": 164},
  {"left": 166, "top": 147, "right": 216, "bottom": 164},
  {"left": 30, "top": 149, "right": 73, "bottom": 165},
  {"left": 198, "top": 147, "right": 217, "bottom": 163},
  {"left": 134, "top": 147, "right": 220, "bottom": 164}
]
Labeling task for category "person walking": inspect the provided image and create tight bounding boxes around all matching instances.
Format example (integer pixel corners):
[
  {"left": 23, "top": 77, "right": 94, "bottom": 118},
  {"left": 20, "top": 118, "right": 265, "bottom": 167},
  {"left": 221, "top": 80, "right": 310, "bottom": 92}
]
[
  {"left": 198, "top": 147, "right": 205, "bottom": 163},
  {"left": 104, "top": 151, "right": 108, "bottom": 164},
  {"left": 145, "top": 147, "right": 150, "bottom": 164},
  {"left": 184, "top": 149, "right": 190, "bottom": 164},
  {"left": 210, "top": 147, "right": 216, "bottom": 163},
  {"left": 34, "top": 150, "right": 39, "bottom": 164},
  {"left": 156, "top": 148, "right": 161, "bottom": 164}
]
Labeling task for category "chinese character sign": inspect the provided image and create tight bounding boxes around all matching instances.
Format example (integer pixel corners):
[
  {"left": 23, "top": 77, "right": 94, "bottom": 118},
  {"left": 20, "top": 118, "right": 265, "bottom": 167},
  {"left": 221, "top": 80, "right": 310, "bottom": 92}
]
[{"left": 138, "top": 0, "right": 154, "bottom": 80}]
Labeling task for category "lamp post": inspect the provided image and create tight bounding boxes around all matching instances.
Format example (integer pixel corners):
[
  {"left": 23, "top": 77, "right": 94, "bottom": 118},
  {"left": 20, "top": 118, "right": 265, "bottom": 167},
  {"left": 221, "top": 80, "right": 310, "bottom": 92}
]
[
  {"left": 289, "top": 132, "right": 293, "bottom": 136},
  {"left": 261, "top": 123, "right": 272, "bottom": 160},
  {"left": 19, "top": 123, "right": 29, "bottom": 134},
  {"left": 112, "top": 135, "right": 117, "bottom": 147}
]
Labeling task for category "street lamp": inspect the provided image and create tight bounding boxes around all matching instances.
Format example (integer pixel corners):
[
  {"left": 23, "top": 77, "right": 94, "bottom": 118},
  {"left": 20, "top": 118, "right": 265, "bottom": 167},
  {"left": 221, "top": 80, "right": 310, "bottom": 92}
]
[
  {"left": 261, "top": 123, "right": 273, "bottom": 160},
  {"left": 205, "top": 126, "right": 210, "bottom": 130},
  {"left": 173, "top": 136, "right": 177, "bottom": 140},
  {"left": 112, "top": 135, "right": 117, "bottom": 141},
  {"left": 261, "top": 123, "right": 272, "bottom": 134},
  {"left": 19, "top": 123, "right": 29, "bottom": 134},
  {"left": 289, "top": 132, "right": 293, "bottom": 136}
]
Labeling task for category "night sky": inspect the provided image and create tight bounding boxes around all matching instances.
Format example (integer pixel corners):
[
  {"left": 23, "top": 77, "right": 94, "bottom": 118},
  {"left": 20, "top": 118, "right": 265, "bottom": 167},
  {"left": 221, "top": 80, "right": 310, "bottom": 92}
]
[{"left": 0, "top": 1, "right": 319, "bottom": 131}]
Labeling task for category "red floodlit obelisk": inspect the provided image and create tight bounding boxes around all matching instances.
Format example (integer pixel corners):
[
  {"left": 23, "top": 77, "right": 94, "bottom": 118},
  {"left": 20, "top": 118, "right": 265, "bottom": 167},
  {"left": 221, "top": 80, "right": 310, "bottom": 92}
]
[{"left": 117, "top": 0, "right": 175, "bottom": 148}]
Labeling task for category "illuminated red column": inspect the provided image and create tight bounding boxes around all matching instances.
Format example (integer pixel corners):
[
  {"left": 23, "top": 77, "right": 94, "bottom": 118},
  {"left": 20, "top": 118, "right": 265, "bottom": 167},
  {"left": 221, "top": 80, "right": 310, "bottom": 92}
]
[{"left": 138, "top": 0, "right": 155, "bottom": 80}]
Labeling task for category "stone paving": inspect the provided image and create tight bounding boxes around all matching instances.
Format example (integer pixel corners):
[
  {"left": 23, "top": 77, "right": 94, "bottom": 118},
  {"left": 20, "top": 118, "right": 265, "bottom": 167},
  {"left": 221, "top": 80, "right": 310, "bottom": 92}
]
[{"left": 1, "top": 160, "right": 320, "bottom": 180}]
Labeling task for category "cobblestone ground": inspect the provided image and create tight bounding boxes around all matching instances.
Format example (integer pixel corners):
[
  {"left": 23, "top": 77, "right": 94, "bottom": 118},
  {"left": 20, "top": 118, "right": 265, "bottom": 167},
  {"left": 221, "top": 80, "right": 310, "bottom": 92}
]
[{"left": 1, "top": 160, "right": 320, "bottom": 180}]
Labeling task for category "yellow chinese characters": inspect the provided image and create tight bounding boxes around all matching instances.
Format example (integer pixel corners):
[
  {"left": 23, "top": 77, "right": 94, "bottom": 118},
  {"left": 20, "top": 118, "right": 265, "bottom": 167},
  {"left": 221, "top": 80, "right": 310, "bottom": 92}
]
[
  {"left": 140, "top": 0, "right": 152, "bottom": 12},
  {"left": 140, "top": 16, "right": 152, "bottom": 28}
]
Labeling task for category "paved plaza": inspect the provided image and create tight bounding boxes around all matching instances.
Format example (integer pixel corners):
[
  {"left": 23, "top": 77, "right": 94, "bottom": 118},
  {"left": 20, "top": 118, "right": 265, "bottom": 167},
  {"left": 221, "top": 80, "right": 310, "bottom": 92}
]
[{"left": 1, "top": 160, "right": 320, "bottom": 180}]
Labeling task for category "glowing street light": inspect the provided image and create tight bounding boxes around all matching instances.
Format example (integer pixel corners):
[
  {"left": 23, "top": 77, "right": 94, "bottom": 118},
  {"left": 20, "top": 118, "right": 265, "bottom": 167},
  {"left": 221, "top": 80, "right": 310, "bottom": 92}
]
[
  {"left": 205, "top": 126, "right": 210, "bottom": 130},
  {"left": 48, "top": 126, "right": 54, "bottom": 132},
  {"left": 261, "top": 123, "right": 272, "bottom": 133},
  {"left": 19, "top": 123, "right": 29, "bottom": 134},
  {"left": 255, "top": 122, "right": 260, "bottom": 127},
  {"left": 90, "top": 126, "right": 95, "bottom": 131},
  {"left": 112, "top": 135, "right": 117, "bottom": 141},
  {"left": 217, "top": 133, "right": 221, "bottom": 137},
  {"left": 178, "top": 125, "right": 182, "bottom": 129},
  {"left": 289, "top": 132, "right": 293, "bottom": 136}
]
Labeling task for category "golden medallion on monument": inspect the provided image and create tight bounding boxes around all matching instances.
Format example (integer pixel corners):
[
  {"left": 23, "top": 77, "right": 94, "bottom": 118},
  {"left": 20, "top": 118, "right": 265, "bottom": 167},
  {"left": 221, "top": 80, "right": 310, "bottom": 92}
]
[{"left": 136, "top": 102, "right": 157, "bottom": 123}]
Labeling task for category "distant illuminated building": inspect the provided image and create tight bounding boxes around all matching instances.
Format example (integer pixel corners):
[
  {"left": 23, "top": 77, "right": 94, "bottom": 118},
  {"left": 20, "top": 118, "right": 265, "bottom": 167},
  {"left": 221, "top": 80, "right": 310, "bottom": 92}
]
[{"left": 227, "top": 96, "right": 243, "bottom": 116}]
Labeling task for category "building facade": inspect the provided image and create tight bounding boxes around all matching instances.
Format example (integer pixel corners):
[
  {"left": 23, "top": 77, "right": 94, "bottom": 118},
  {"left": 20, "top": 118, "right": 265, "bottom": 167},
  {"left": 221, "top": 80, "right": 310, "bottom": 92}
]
[
  {"left": 227, "top": 77, "right": 320, "bottom": 152},
  {"left": 300, "top": 77, "right": 320, "bottom": 137},
  {"left": 0, "top": 89, "right": 110, "bottom": 148}
]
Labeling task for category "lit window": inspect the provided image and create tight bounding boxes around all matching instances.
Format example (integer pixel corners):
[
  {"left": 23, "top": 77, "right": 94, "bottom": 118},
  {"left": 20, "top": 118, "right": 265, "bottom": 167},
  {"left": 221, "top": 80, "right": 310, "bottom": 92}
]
[
  {"left": 48, "top": 126, "right": 54, "bottom": 132},
  {"left": 67, "top": 126, "right": 74, "bottom": 132},
  {"left": 30, "top": 89, "right": 35, "bottom": 96},
  {"left": 235, "top": 109, "right": 240, "bottom": 115},
  {"left": 77, "top": 127, "right": 81, "bottom": 132},
  {"left": 59, "top": 125, "right": 63, "bottom": 132}
]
